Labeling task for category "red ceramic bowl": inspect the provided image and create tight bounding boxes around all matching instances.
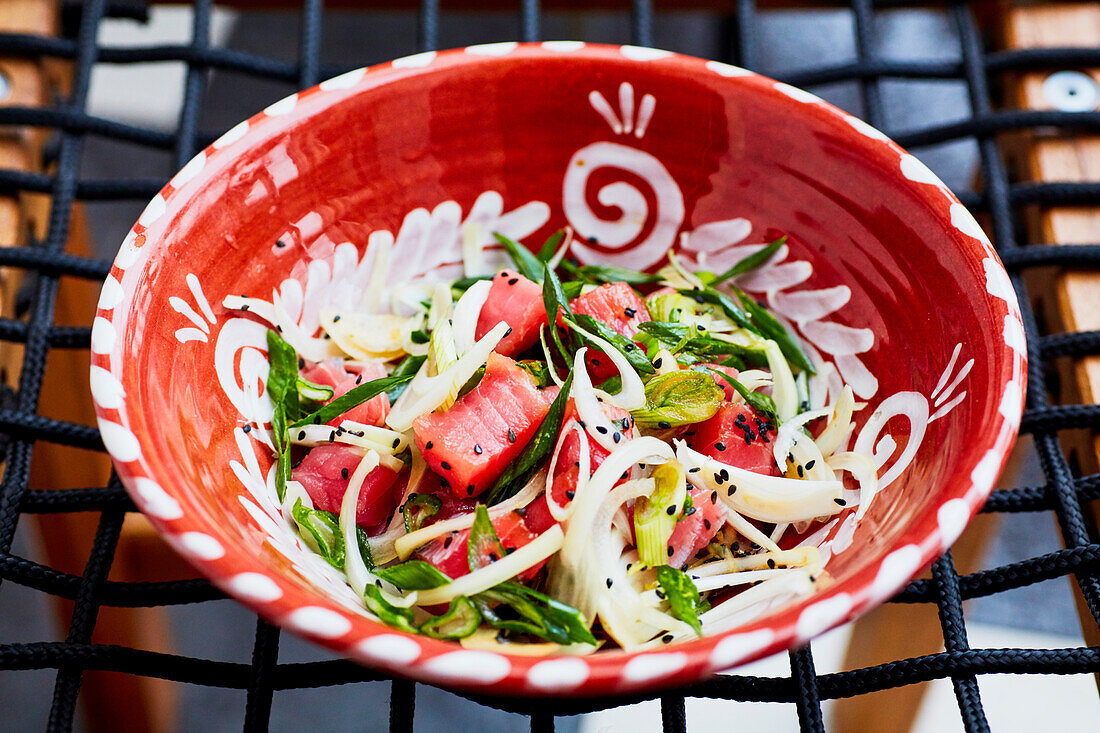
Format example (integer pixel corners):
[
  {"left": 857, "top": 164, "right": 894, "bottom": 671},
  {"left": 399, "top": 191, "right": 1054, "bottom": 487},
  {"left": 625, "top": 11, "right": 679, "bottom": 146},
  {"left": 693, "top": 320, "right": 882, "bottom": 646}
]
[{"left": 90, "top": 43, "right": 1025, "bottom": 696}]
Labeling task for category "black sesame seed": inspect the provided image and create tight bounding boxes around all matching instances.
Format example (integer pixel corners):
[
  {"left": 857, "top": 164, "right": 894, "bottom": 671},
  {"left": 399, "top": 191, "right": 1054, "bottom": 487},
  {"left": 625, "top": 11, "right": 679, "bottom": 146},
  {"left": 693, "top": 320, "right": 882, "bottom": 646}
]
[
  {"left": 797, "top": 465, "right": 804, "bottom": 478},
  {"left": 566, "top": 490, "right": 576, "bottom": 500},
  {"left": 658, "top": 421, "right": 671, "bottom": 429},
  {"left": 332, "top": 314, "right": 341, "bottom": 323},
  {"left": 443, "top": 536, "right": 453, "bottom": 549},
  {"left": 767, "top": 558, "right": 777, "bottom": 569},
  {"left": 621, "top": 471, "right": 629, "bottom": 480},
  {"left": 355, "top": 374, "right": 363, "bottom": 384},
  {"left": 297, "top": 430, "right": 306, "bottom": 440},
  {"left": 667, "top": 546, "right": 675, "bottom": 557},
  {"left": 714, "top": 442, "right": 726, "bottom": 451},
  {"left": 732, "top": 542, "right": 740, "bottom": 551},
  {"left": 696, "top": 324, "right": 705, "bottom": 332},
  {"left": 513, "top": 507, "right": 527, "bottom": 517},
  {"left": 606, "top": 578, "right": 614, "bottom": 588},
  {"left": 835, "top": 498, "right": 847, "bottom": 506},
  {"left": 577, "top": 420, "right": 586, "bottom": 428},
  {"left": 329, "top": 430, "right": 336, "bottom": 442},
  {"left": 440, "top": 461, "right": 452, "bottom": 470},
  {"left": 508, "top": 428, "right": 516, "bottom": 443},
  {"left": 656, "top": 589, "right": 666, "bottom": 599},
  {"left": 508, "top": 277, "right": 519, "bottom": 285},
  {"left": 624, "top": 344, "right": 634, "bottom": 352},
  {"left": 488, "top": 553, "right": 498, "bottom": 562},
  {"left": 341, "top": 468, "right": 349, "bottom": 480},
  {"left": 613, "top": 432, "right": 621, "bottom": 444},
  {"left": 472, "top": 444, "right": 483, "bottom": 456},
  {"left": 596, "top": 426, "right": 608, "bottom": 434},
  {"left": 685, "top": 506, "right": 696, "bottom": 517},
  {"left": 713, "top": 473, "right": 724, "bottom": 485},
  {"left": 653, "top": 358, "right": 663, "bottom": 369},
  {"left": 703, "top": 519, "right": 711, "bottom": 530},
  {"left": 468, "top": 485, "right": 476, "bottom": 495},
  {"left": 710, "top": 491, "right": 718, "bottom": 504},
  {"left": 626, "top": 563, "right": 633, "bottom": 571},
  {"left": 806, "top": 460, "right": 816, "bottom": 469},
  {"left": 276, "top": 239, "right": 287, "bottom": 248},
  {"left": 298, "top": 357, "right": 305, "bottom": 369},
  {"left": 666, "top": 505, "right": 677, "bottom": 516},
  {"left": 504, "top": 327, "right": 513, "bottom": 336},
  {"left": 392, "top": 438, "right": 401, "bottom": 449},
  {"left": 323, "top": 334, "right": 331, "bottom": 340},
  {"left": 662, "top": 635, "right": 673, "bottom": 644},
  {"left": 624, "top": 307, "right": 637, "bottom": 317},
  {"left": 425, "top": 441, "right": 433, "bottom": 449},
  {"left": 241, "top": 304, "right": 250, "bottom": 311},
  {"left": 689, "top": 467, "right": 700, "bottom": 473},
  {"left": 592, "top": 359, "right": 601, "bottom": 366},
  {"left": 242, "top": 424, "right": 252, "bottom": 433}
]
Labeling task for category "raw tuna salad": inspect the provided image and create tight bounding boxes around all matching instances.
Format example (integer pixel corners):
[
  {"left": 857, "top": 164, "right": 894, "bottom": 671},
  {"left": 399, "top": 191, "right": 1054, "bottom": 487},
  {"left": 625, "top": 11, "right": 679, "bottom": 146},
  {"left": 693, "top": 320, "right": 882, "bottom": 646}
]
[{"left": 226, "top": 229, "right": 878, "bottom": 652}]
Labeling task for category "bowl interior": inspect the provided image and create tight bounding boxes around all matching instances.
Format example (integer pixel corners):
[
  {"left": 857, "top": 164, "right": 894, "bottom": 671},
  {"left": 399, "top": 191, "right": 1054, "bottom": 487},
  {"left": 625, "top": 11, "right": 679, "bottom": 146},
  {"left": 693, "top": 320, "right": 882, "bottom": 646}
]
[{"left": 95, "top": 44, "right": 1023, "bottom": 694}]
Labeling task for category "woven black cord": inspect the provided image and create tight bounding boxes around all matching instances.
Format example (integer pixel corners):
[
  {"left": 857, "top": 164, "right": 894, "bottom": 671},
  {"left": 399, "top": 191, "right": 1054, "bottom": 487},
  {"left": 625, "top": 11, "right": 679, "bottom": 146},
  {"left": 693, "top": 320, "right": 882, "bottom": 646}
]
[
  {"left": 631, "top": 0, "right": 653, "bottom": 48},
  {"left": 418, "top": 0, "right": 439, "bottom": 53},
  {"left": 243, "top": 620, "right": 281, "bottom": 732},
  {"left": 47, "top": 508, "right": 124, "bottom": 731},
  {"left": 931, "top": 553, "right": 989, "bottom": 732},
  {"left": 0, "top": 1, "right": 1095, "bottom": 730},
  {"left": 660, "top": 695, "right": 686, "bottom": 733},
  {"left": 520, "top": 0, "right": 540, "bottom": 43},
  {"left": 390, "top": 679, "right": 416, "bottom": 733},
  {"left": 788, "top": 647, "right": 825, "bottom": 733}
]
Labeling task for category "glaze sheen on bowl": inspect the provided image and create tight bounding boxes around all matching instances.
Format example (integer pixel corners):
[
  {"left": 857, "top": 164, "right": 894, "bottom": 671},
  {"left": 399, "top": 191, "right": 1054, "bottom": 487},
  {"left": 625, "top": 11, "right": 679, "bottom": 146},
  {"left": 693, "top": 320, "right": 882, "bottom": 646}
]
[{"left": 90, "top": 43, "right": 1024, "bottom": 696}]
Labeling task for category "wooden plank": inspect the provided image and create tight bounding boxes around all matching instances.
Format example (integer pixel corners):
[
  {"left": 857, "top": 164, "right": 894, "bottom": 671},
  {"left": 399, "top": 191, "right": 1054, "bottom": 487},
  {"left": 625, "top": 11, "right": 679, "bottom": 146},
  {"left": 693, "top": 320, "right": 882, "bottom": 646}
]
[{"left": 1003, "top": 1, "right": 1100, "bottom": 669}]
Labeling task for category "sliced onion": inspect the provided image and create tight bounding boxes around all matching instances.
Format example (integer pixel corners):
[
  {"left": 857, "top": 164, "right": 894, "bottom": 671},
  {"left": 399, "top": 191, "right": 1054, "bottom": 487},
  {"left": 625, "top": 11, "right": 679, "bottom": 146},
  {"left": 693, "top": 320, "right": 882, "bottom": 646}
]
[
  {"left": 367, "top": 447, "right": 429, "bottom": 565},
  {"left": 452, "top": 279, "right": 492, "bottom": 355},
  {"left": 814, "top": 385, "right": 856, "bottom": 457},
  {"left": 772, "top": 407, "right": 830, "bottom": 472},
  {"left": 416, "top": 525, "right": 564, "bottom": 605},
  {"left": 690, "top": 547, "right": 821, "bottom": 578},
  {"left": 546, "top": 420, "right": 590, "bottom": 522},
  {"left": 393, "top": 469, "right": 545, "bottom": 559},
  {"left": 570, "top": 331, "right": 645, "bottom": 411},
  {"left": 538, "top": 326, "right": 565, "bottom": 387},
  {"left": 554, "top": 438, "right": 673, "bottom": 624},
  {"left": 547, "top": 226, "right": 574, "bottom": 270},
  {"left": 289, "top": 424, "right": 402, "bottom": 459},
  {"left": 764, "top": 339, "right": 798, "bottom": 422},
  {"left": 677, "top": 441, "right": 844, "bottom": 524},
  {"left": 697, "top": 568, "right": 816, "bottom": 637},
  {"left": 724, "top": 511, "right": 781, "bottom": 553},
  {"left": 385, "top": 321, "right": 508, "bottom": 432},
  {"left": 340, "top": 450, "right": 381, "bottom": 597},
  {"left": 828, "top": 451, "right": 879, "bottom": 519},
  {"left": 427, "top": 283, "right": 452, "bottom": 331},
  {"left": 461, "top": 222, "right": 489, "bottom": 278}
]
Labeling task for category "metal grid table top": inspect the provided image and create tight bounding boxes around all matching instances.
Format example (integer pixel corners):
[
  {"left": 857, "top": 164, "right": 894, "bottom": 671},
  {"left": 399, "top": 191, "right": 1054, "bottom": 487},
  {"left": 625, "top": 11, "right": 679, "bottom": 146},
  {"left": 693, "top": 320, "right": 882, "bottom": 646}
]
[{"left": 0, "top": 1, "right": 1098, "bottom": 731}]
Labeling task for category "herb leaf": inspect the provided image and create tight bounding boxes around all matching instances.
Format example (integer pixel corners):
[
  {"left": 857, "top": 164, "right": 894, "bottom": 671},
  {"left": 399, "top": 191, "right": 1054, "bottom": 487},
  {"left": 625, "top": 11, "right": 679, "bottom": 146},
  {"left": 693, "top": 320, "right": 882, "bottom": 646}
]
[
  {"left": 474, "top": 581, "right": 597, "bottom": 646},
  {"left": 675, "top": 288, "right": 754, "bottom": 332},
  {"left": 291, "top": 373, "right": 413, "bottom": 428},
  {"left": 386, "top": 354, "right": 425, "bottom": 402},
  {"left": 537, "top": 229, "right": 565, "bottom": 262},
  {"left": 468, "top": 505, "right": 507, "bottom": 572},
  {"left": 707, "top": 367, "right": 779, "bottom": 422},
  {"left": 638, "top": 322, "right": 765, "bottom": 359},
  {"left": 730, "top": 287, "right": 815, "bottom": 373},
  {"left": 709, "top": 236, "right": 786, "bottom": 285},
  {"left": 493, "top": 232, "right": 544, "bottom": 283},
  {"left": 373, "top": 560, "right": 451, "bottom": 590},
  {"left": 655, "top": 565, "right": 705, "bottom": 636},
  {"left": 569, "top": 313, "right": 654, "bottom": 375},
  {"left": 483, "top": 373, "right": 573, "bottom": 505},
  {"left": 570, "top": 264, "right": 661, "bottom": 285},
  {"left": 542, "top": 265, "right": 576, "bottom": 363}
]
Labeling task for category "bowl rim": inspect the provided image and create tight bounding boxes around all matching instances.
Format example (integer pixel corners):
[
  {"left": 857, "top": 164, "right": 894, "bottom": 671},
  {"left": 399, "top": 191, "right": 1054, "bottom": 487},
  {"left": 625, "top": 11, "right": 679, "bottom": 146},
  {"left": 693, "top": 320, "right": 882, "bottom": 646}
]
[{"left": 89, "top": 41, "right": 1026, "bottom": 697}]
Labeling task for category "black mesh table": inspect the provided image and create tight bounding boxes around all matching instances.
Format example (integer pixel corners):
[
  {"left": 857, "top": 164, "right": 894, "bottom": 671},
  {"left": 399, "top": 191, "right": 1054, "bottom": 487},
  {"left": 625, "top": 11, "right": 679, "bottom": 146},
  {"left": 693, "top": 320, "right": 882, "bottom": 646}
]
[{"left": 0, "top": 1, "right": 1098, "bottom": 731}]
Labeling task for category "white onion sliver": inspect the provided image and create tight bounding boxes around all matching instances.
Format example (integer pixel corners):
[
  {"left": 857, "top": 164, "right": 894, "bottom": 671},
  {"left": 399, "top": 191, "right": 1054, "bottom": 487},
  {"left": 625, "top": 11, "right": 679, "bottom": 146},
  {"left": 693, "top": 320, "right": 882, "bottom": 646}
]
[
  {"left": 571, "top": 348, "right": 624, "bottom": 452},
  {"left": 340, "top": 451, "right": 381, "bottom": 597},
  {"left": 452, "top": 279, "right": 493, "bottom": 355},
  {"left": 569, "top": 330, "right": 645, "bottom": 411},
  {"left": 416, "top": 525, "right": 564, "bottom": 605},
  {"left": 385, "top": 321, "right": 507, "bottom": 432},
  {"left": 828, "top": 451, "right": 879, "bottom": 519},
  {"left": 223, "top": 295, "right": 277, "bottom": 324},
  {"left": 546, "top": 420, "right": 589, "bottom": 522}
]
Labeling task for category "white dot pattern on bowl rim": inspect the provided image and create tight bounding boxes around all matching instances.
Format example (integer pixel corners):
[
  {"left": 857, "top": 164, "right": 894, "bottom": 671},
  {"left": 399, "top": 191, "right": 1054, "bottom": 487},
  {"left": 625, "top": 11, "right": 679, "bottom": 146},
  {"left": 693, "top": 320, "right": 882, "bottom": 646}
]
[{"left": 89, "top": 44, "right": 1025, "bottom": 694}]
